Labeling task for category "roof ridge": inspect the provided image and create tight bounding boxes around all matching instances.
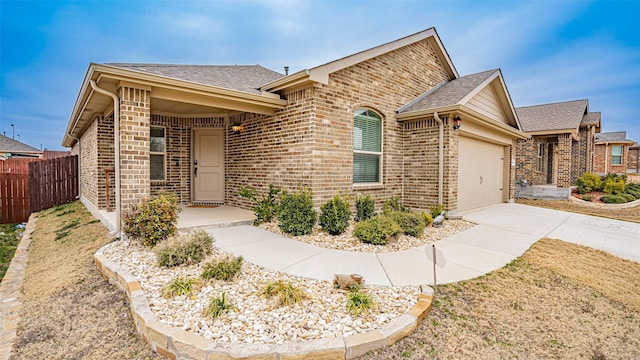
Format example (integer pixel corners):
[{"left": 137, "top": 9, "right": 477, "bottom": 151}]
[
  {"left": 104, "top": 63, "right": 264, "bottom": 67},
  {"left": 516, "top": 98, "right": 588, "bottom": 110}
]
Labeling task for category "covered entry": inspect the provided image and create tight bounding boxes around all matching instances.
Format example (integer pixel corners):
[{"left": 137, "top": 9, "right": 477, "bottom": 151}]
[{"left": 458, "top": 136, "right": 506, "bottom": 211}]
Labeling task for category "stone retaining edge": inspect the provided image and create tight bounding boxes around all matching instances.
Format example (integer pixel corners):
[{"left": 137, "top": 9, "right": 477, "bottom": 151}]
[
  {"left": 94, "top": 246, "right": 433, "bottom": 360},
  {"left": 0, "top": 214, "right": 38, "bottom": 360},
  {"left": 568, "top": 194, "right": 640, "bottom": 209}
]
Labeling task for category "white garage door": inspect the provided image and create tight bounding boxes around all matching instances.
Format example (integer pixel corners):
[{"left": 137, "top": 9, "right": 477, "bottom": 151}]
[{"left": 458, "top": 136, "right": 505, "bottom": 212}]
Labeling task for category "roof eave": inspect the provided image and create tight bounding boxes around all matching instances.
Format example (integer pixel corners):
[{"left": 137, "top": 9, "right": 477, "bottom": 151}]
[{"left": 63, "top": 63, "right": 288, "bottom": 147}]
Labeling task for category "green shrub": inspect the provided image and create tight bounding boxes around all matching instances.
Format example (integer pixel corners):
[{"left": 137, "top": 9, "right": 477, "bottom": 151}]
[
  {"left": 388, "top": 211, "right": 426, "bottom": 237},
  {"left": 346, "top": 287, "right": 376, "bottom": 316},
  {"left": 205, "top": 291, "right": 235, "bottom": 319},
  {"left": 581, "top": 194, "right": 594, "bottom": 202},
  {"left": 155, "top": 230, "right": 213, "bottom": 267},
  {"left": 239, "top": 184, "right": 282, "bottom": 225},
  {"left": 429, "top": 204, "right": 445, "bottom": 217},
  {"left": 201, "top": 256, "right": 243, "bottom": 281},
  {"left": 122, "top": 193, "right": 181, "bottom": 247},
  {"left": 602, "top": 172, "right": 627, "bottom": 184},
  {"left": 382, "top": 196, "right": 408, "bottom": 214},
  {"left": 353, "top": 215, "right": 402, "bottom": 245},
  {"left": 354, "top": 194, "right": 376, "bottom": 222},
  {"left": 319, "top": 194, "right": 351, "bottom": 235},
  {"left": 603, "top": 177, "right": 625, "bottom": 195},
  {"left": 277, "top": 186, "right": 317, "bottom": 236},
  {"left": 625, "top": 183, "right": 640, "bottom": 199},
  {"left": 600, "top": 193, "right": 636, "bottom": 204},
  {"left": 262, "top": 280, "right": 307, "bottom": 307},
  {"left": 161, "top": 277, "right": 201, "bottom": 298},
  {"left": 421, "top": 211, "right": 433, "bottom": 227},
  {"left": 576, "top": 173, "right": 602, "bottom": 194}
]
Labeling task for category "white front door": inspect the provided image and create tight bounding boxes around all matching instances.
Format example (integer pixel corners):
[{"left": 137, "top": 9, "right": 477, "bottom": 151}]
[{"left": 193, "top": 129, "right": 224, "bottom": 203}]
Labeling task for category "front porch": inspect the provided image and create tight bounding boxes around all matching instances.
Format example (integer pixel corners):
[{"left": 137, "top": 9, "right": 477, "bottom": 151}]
[{"left": 97, "top": 205, "right": 254, "bottom": 234}]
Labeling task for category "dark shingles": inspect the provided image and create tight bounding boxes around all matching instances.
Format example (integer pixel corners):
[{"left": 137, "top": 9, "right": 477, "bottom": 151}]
[
  {"left": 515, "top": 99, "right": 588, "bottom": 132},
  {"left": 398, "top": 69, "right": 498, "bottom": 113},
  {"left": 104, "top": 64, "right": 284, "bottom": 95}
]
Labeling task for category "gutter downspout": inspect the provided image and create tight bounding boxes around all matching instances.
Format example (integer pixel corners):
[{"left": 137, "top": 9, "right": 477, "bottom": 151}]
[
  {"left": 89, "top": 80, "right": 121, "bottom": 235},
  {"left": 433, "top": 112, "right": 444, "bottom": 205}
]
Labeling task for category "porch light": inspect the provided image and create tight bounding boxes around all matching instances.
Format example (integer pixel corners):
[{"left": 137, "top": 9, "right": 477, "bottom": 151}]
[
  {"left": 453, "top": 116, "right": 462, "bottom": 130},
  {"left": 231, "top": 124, "right": 245, "bottom": 134}
]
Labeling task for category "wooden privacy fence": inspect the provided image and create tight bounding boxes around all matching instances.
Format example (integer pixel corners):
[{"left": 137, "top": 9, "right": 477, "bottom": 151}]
[
  {"left": 0, "top": 173, "right": 29, "bottom": 224},
  {"left": 0, "top": 158, "right": 38, "bottom": 174},
  {"left": 0, "top": 156, "right": 78, "bottom": 224}
]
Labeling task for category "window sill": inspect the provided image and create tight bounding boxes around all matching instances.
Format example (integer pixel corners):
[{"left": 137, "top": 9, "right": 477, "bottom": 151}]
[{"left": 353, "top": 183, "right": 384, "bottom": 191}]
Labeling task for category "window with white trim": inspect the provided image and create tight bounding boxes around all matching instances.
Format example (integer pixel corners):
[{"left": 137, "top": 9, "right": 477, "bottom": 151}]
[
  {"left": 150, "top": 126, "right": 166, "bottom": 181},
  {"left": 611, "top": 145, "right": 623, "bottom": 165},
  {"left": 536, "top": 142, "right": 544, "bottom": 172},
  {"left": 353, "top": 109, "right": 382, "bottom": 183}
]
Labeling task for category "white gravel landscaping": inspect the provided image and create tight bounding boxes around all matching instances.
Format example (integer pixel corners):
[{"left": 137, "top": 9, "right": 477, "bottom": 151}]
[{"left": 101, "top": 219, "right": 474, "bottom": 345}]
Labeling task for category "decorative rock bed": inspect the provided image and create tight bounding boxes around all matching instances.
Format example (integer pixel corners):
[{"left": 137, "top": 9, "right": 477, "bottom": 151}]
[{"left": 95, "top": 221, "right": 472, "bottom": 359}]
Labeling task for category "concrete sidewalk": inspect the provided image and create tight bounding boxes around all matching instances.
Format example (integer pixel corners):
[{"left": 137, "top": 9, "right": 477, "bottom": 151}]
[{"left": 208, "top": 203, "right": 640, "bottom": 287}]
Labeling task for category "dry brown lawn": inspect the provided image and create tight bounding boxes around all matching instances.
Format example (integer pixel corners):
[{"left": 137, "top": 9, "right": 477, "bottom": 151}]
[
  {"left": 361, "top": 200, "right": 640, "bottom": 359},
  {"left": 10, "top": 199, "right": 640, "bottom": 359},
  {"left": 10, "top": 201, "right": 157, "bottom": 359}
]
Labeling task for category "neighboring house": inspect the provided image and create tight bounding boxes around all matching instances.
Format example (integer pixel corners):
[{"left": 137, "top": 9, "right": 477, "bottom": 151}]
[
  {"left": 629, "top": 143, "right": 640, "bottom": 174},
  {"left": 515, "top": 100, "right": 601, "bottom": 188},
  {"left": 594, "top": 131, "right": 635, "bottom": 175},
  {"left": 0, "top": 134, "right": 42, "bottom": 159},
  {"left": 62, "top": 28, "right": 526, "bottom": 232}
]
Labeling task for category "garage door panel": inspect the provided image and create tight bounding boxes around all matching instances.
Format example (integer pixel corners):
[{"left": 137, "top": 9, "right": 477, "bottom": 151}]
[{"left": 458, "top": 137, "right": 504, "bottom": 211}]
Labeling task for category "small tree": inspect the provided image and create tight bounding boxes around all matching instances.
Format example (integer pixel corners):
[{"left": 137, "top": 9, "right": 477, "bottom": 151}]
[{"left": 239, "top": 184, "right": 282, "bottom": 225}]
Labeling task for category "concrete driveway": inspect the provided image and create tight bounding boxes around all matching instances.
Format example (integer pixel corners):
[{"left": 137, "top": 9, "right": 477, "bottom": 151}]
[{"left": 208, "top": 203, "right": 640, "bottom": 287}]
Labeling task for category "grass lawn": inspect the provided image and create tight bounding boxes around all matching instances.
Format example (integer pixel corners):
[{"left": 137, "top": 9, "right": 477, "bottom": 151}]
[{"left": 0, "top": 223, "right": 20, "bottom": 281}]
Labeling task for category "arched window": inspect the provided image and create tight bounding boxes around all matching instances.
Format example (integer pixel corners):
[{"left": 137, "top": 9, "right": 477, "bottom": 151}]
[{"left": 353, "top": 109, "right": 382, "bottom": 183}]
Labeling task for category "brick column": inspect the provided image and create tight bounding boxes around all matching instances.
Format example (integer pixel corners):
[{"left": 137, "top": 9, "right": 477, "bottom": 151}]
[
  {"left": 118, "top": 84, "right": 151, "bottom": 212},
  {"left": 557, "top": 133, "right": 572, "bottom": 188}
]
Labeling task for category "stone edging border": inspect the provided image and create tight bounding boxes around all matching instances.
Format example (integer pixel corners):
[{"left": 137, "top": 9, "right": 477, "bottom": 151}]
[
  {"left": 0, "top": 214, "right": 37, "bottom": 360},
  {"left": 94, "top": 245, "right": 434, "bottom": 360},
  {"left": 568, "top": 195, "right": 640, "bottom": 209}
]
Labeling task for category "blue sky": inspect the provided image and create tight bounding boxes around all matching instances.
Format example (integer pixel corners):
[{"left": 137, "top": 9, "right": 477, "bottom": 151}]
[{"left": 1, "top": 0, "right": 639, "bottom": 150}]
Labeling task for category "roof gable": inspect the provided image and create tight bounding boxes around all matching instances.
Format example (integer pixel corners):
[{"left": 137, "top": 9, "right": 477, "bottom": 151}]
[
  {"left": 262, "top": 28, "right": 458, "bottom": 92},
  {"left": 0, "top": 134, "right": 40, "bottom": 153},
  {"left": 515, "top": 99, "right": 588, "bottom": 132},
  {"left": 397, "top": 69, "right": 520, "bottom": 129}
]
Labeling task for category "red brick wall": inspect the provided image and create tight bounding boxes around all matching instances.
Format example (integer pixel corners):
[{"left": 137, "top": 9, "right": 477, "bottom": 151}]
[{"left": 595, "top": 143, "right": 629, "bottom": 174}]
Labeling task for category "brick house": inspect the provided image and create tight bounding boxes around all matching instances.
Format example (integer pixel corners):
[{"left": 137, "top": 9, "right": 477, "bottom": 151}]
[
  {"left": 515, "top": 100, "right": 601, "bottom": 188},
  {"left": 594, "top": 131, "right": 635, "bottom": 175},
  {"left": 62, "top": 28, "right": 526, "bottom": 232}
]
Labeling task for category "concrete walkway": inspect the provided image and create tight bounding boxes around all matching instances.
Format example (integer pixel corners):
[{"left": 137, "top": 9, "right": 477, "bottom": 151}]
[{"left": 208, "top": 203, "right": 640, "bottom": 287}]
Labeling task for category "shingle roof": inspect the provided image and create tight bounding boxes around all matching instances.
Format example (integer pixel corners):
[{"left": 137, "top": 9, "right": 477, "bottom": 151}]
[
  {"left": 581, "top": 112, "right": 601, "bottom": 127},
  {"left": 104, "top": 64, "right": 284, "bottom": 95},
  {"left": 595, "top": 131, "right": 634, "bottom": 143},
  {"left": 0, "top": 134, "right": 40, "bottom": 153},
  {"left": 515, "top": 99, "right": 588, "bottom": 132},
  {"left": 398, "top": 69, "right": 498, "bottom": 113}
]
